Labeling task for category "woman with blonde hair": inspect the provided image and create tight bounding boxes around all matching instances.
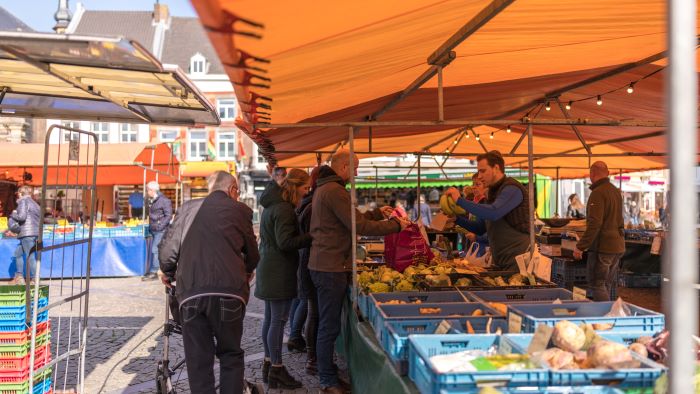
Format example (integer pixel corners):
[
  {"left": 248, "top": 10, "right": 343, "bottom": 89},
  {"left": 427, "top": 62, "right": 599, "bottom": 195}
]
[
  {"left": 256, "top": 168, "right": 312, "bottom": 389},
  {"left": 566, "top": 193, "right": 585, "bottom": 219}
]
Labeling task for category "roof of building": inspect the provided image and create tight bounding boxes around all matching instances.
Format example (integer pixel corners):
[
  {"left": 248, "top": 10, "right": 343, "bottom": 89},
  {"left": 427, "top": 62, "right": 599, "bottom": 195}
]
[
  {"left": 0, "top": 7, "right": 33, "bottom": 32},
  {"left": 72, "top": 10, "right": 224, "bottom": 74},
  {"left": 162, "top": 16, "right": 224, "bottom": 74}
]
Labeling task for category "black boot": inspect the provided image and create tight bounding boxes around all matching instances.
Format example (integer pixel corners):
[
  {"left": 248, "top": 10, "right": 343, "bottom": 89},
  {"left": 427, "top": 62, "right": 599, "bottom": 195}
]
[
  {"left": 287, "top": 336, "right": 307, "bottom": 353},
  {"left": 268, "top": 365, "right": 303, "bottom": 390},
  {"left": 262, "top": 359, "right": 270, "bottom": 384}
]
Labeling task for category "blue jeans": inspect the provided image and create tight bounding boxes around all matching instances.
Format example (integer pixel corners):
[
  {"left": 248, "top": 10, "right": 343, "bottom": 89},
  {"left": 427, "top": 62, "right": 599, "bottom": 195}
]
[
  {"left": 289, "top": 297, "right": 307, "bottom": 341},
  {"left": 587, "top": 250, "right": 622, "bottom": 301},
  {"left": 262, "top": 299, "right": 293, "bottom": 365},
  {"left": 310, "top": 270, "right": 349, "bottom": 388},
  {"left": 14, "top": 236, "right": 37, "bottom": 279},
  {"left": 149, "top": 231, "right": 164, "bottom": 273}
]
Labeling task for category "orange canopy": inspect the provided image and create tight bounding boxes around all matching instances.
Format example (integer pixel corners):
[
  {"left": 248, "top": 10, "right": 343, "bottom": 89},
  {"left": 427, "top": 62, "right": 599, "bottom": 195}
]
[
  {"left": 0, "top": 143, "right": 179, "bottom": 185},
  {"left": 193, "top": 0, "right": 699, "bottom": 178}
]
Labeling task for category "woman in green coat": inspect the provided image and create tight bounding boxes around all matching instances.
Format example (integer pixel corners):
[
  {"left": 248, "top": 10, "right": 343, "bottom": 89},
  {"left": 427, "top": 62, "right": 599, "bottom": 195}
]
[{"left": 256, "top": 168, "right": 311, "bottom": 389}]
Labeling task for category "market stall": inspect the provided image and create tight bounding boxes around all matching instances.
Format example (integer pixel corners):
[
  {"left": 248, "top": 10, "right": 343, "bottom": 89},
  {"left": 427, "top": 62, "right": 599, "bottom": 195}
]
[{"left": 194, "top": 0, "right": 699, "bottom": 392}]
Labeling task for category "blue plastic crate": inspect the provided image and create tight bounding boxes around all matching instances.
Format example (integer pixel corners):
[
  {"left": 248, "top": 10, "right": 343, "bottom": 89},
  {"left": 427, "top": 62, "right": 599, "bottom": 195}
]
[
  {"left": 467, "top": 289, "right": 585, "bottom": 304},
  {"left": 0, "top": 311, "right": 49, "bottom": 332},
  {"left": 504, "top": 333, "right": 666, "bottom": 388},
  {"left": 373, "top": 302, "right": 502, "bottom": 339},
  {"left": 407, "top": 334, "right": 549, "bottom": 394},
  {"left": 0, "top": 298, "right": 49, "bottom": 317},
  {"left": 506, "top": 302, "right": 665, "bottom": 334},
  {"left": 357, "top": 292, "right": 371, "bottom": 320},
  {"left": 383, "top": 317, "right": 508, "bottom": 376},
  {"left": 440, "top": 386, "right": 628, "bottom": 393},
  {"left": 551, "top": 257, "right": 588, "bottom": 284},
  {"left": 33, "top": 378, "right": 52, "bottom": 394},
  {"left": 368, "top": 292, "right": 468, "bottom": 325}
]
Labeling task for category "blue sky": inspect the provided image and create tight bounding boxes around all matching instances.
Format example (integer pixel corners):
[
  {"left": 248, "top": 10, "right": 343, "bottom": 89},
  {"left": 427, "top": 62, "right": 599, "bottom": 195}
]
[{"left": 0, "top": 0, "right": 197, "bottom": 32}]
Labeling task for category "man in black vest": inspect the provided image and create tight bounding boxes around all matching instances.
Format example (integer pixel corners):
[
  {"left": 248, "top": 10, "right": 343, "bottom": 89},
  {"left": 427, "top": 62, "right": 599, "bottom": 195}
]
[{"left": 444, "top": 150, "right": 530, "bottom": 271}]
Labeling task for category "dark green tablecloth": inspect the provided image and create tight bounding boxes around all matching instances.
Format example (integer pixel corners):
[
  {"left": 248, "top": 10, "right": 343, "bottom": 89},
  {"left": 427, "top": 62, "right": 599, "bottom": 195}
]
[{"left": 337, "top": 296, "right": 419, "bottom": 394}]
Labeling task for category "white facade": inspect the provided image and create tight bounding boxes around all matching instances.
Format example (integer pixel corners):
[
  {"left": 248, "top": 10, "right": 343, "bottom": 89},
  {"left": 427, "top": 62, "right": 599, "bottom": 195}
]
[{"left": 45, "top": 120, "right": 150, "bottom": 144}]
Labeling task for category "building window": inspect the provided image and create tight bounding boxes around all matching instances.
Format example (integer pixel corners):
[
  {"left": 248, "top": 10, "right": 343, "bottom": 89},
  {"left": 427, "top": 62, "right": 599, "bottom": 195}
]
[
  {"left": 217, "top": 131, "right": 235, "bottom": 160},
  {"left": 190, "top": 53, "right": 207, "bottom": 75},
  {"left": 120, "top": 123, "right": 138, "bottom": 142},
  {"left": 188, "top": 130, "right": 207, "bottom": 161},
  {"left": 61, "top": 121, "right": 81, "bottom": 142},
  {"left": 159, "top": 129, "right": 181, "bottom": 160},
  {"left": 217, "top": 99, "right": 236, "bottom": 120},
  {"left": 91, "top": 122, "right": 110, "bottom": 143}
]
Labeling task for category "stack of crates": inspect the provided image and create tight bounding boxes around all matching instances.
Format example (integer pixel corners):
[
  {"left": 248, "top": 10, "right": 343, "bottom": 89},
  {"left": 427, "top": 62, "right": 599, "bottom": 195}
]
[{"left": 0, "top": 286, "right": 52, "bottom": 394}]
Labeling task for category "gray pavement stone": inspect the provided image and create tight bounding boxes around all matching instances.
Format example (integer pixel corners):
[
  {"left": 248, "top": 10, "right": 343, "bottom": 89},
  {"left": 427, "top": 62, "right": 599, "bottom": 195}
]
[{"left": 32, "top": 277, "right": 349, "bottom": 393}]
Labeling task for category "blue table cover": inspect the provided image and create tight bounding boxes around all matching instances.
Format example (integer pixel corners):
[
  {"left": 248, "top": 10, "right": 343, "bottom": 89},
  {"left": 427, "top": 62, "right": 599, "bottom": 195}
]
[{"left": 0, "top": 236, "right": 148, "bottom": 279}]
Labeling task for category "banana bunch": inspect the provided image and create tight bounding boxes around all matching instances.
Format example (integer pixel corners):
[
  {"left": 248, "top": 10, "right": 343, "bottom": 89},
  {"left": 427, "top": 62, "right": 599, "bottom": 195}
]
[{"left": 439, "top": 194, "right": 466, "bottom": 216}]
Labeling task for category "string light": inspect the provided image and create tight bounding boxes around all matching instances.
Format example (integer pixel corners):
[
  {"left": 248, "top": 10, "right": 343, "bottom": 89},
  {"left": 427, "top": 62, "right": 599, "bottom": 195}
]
[
  {"left": 545, "top": 101, "right": 551, "bottom": 111},
  {"left": 596, "top": 95, "right": 603, "bottom": 106},
  {"left": 627, "top": 82, "right": 635, "bottom": 94},
  {"left": 506, "top": 125, "right": 511, "bottom": 133},
  {"left": 565, "top": 101, "right": 572, "bottom": 110},
  {"left": 475, "top": 135, "right": 480, "bottom": 141},
  {"left": 489, "top": 132, "right": 494, "bottom": 139},
  {"left": 466, "top": 133, "right": 470, "bottom": 138}
]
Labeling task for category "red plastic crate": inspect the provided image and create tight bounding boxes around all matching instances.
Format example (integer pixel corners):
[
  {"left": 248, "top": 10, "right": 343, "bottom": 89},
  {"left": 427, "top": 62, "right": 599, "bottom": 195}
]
[
  {"left": 0, "top": 367, "right": 51, "bottom": 385},
  {"left": 0, "top": 345, "right": 51, "bottom": 373},
  {"left": 0, "top": 322, "right": 50, "bottom": 346}
]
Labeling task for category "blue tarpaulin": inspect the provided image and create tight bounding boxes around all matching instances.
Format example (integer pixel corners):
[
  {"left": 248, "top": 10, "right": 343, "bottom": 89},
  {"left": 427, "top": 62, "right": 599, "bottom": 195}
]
[{"left": 0, "top": 237, "right": 148, "bottom": 279}]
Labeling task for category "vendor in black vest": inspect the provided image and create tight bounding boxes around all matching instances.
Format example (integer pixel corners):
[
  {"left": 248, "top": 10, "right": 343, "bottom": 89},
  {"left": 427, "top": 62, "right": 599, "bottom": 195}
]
[{"left": 444, "top": 150, "right": 530, "bottom": 271}]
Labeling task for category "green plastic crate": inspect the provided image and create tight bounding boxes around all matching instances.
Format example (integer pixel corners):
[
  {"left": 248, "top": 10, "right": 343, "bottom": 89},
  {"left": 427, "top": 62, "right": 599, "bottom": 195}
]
[{"left": 0, "top": 286, "right": 49, "bottom": 307}]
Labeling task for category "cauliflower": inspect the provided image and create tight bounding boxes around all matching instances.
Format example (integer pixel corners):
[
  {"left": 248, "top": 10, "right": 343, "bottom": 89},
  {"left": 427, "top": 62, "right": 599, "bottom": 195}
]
[
  {"left": 367, "top": 282, "right": 391, "bottom": 293},
  {"left": 403, "top": 266, "right": 417, "bottom": 277},
  {"left": 380, "top": 272, "right": 395, "bottom": 284},
  {"left": 394, "top": 279, "right": 414, "bottom": 292},
  {"left": 552, "top": 320, "right": 587, "bottom": 353}
]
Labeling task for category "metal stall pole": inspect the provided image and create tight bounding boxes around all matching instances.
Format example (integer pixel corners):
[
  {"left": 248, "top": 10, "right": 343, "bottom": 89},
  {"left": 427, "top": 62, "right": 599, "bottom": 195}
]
[
  {"left": 666, "top": 0, "right": 698, "bottom": 391},
  {"left": 619, "top": 169, "right": 623, "bottom": 190},
  {"left": 417, "top": 154, "right": 422, "bottom": 222},
  {"left": 375, "top": 167, "right": 379, "bottom": 204},
  {"left": 142, "top": 168, "right": 147, "bottom": 221},
  {"left": 555, "top": 167, "right": 560, "bottom": 217},
  {"left": 349, "top": 127, "right": 358, "bottom": 310},
  {"left": 527, "top": 124, "right": 535, "bottom": 257}
]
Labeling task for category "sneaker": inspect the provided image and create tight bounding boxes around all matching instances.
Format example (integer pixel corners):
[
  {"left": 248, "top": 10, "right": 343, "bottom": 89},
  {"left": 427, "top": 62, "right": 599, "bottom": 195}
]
[
  {"left": 141, "top": 272, "right": 158, "bottom": 281},
  {"left": 262, "top": 359, "right": 270, "bottom": 384}
]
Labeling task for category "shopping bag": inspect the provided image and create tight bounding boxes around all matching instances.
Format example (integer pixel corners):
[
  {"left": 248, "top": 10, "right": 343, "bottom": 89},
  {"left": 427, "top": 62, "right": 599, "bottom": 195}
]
[
  {"left": 384, "top": 223, "right": 434, "bottom": 273},
  {"left": 514, "top": 245, "right": 552, "bottom": 280}
]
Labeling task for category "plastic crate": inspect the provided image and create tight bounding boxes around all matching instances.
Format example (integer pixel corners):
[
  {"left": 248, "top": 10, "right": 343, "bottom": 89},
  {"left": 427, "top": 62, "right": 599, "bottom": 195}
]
[
  {"left": 0, "top": 375, "right": 52, "bottom": 394},
  {"left": 373, "top": 303, "right": 503, "bottom": 339},
  {"left": 368, "top": 292, "right": 469, "bottom": 325},
  {"left": 551, "top": 258, "right": 588, "bottom": 284},
  {"left": 0, "top": 321, "right": 50, "bottom": 346},
  {"left": 506, "top": 302, "right": 665, "bottom": 334},
  {"left": 0, "top": 310, "right": 49, "bottom": 331},
  {"left": 467, "top": 289, "right": 586, "bottom": 304},
  {"left": 0, "top": 298, "right": 49, "bottom": 322},
  {"left": 0, "top": 344, "right": 51, "bottom": 372},
  {"left": 0, "top": 366, "right": 52, "bottom": 385},
  {"left": 0, "top": 287, "right": 49, "bottom": 307},
  {"left": 619, "top": 273, "right": 662, "bottom": 288},
  {"left": 382, "top": 318, "right": 508, "bottom": 376},
  {"left": 357, "top": 292, "right": 370, "bottom": 319},
  {"left": 473, "top": 272, "right": 558, "bottom": 290},
  {"left": 504, "top": 333, "right": 666, "bottom": 388},
  {"left": 0, "top": 331, "right": 50, "bottom": 358},
  {"left": 441, "top": 386, "right": 629, "bottom": 393},
  {"left": 407, "top": 334, "right": 549, "bottom": 393}
]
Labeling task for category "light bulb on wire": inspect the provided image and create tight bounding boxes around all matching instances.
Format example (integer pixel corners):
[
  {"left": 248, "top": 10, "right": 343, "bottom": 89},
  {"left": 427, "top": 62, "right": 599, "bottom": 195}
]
[
  {"left": 489, "top": 132, "right": 494, "bottom": 139},
  {"left": 545, "top": 101, "right": 551, "bottom": 111},
  {"left": 565, "top": 101, "right": 572, "bottom": 110},
  {"left": 475, "top": 135, "right": 480, "bottom": 141},
  {"left": 627, "top": 82, "right": 635, "bottom": 94},
  {"left": 506, "top": 125, "right": 511, "bottom": 133},
  {"left": 596, "top": 95, "right": 603, "bottom": 106}
]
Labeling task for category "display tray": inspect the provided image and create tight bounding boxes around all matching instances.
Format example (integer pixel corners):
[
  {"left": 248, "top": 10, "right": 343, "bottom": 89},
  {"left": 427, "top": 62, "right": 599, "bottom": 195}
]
[
  {"left": 368, "top": 292, "right": 470, "bottom": 325},
  {"left": 467, "top": 288, "right": 585, "bottom": 304}
]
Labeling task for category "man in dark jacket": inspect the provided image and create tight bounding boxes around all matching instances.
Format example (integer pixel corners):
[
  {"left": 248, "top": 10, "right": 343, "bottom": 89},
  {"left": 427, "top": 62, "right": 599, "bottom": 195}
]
[
  {"left": 309, "top": 150, "right": 408, "bottom": 393},
  {"left": 574, "top": 161, "right": 625, "bottom": 301},
  {"left": 159, "top": 171, "right": 259, "bottom": 393},
  {"left": 445, "top": 150, "right": 530, "bottom": 271},
  {"left": 144, "top": 181, "right": 172, "bottom": 280},
  {"left": 7, "top": 185, "right": 41, "bottom": 284}
]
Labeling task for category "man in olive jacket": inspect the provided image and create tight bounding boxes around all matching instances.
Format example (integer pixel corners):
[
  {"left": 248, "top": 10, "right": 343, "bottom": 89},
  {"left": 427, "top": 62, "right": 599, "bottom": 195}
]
[
  {"left": 309, "top": 149, "right": 408, "bottom": 393},
  {"left": 574, "top": 161, "right": 625, "bottom": 301}
]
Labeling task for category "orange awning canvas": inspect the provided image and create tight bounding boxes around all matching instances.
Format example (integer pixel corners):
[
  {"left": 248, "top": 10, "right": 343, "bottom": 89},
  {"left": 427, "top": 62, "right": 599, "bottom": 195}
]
[
  {"left": 0, "top": 143, "right": 179, "bottom": 185},
  {"left": 193, "top": 0, "right": 699, "bottom": 178}
]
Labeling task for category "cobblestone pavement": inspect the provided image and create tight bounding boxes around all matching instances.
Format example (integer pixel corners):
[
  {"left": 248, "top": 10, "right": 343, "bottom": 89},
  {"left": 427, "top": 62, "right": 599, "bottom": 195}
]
[{"left": 36, "top": 277, "right": 347, "bottom": 393}]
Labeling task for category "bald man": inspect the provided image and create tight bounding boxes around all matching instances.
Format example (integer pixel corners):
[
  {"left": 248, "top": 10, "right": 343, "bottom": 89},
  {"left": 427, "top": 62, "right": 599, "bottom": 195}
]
[
  {"left": 574, "top": 161, "right": 625, "bottom": 301},
  {"left": 309, "top": 149, "right": 407, "bottom": 393}
]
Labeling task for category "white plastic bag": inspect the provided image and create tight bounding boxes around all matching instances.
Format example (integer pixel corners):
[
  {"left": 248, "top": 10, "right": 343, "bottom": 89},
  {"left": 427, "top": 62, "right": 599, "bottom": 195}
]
[{"left": 605, "top": 297, "right": 631, "bottom": 317}]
